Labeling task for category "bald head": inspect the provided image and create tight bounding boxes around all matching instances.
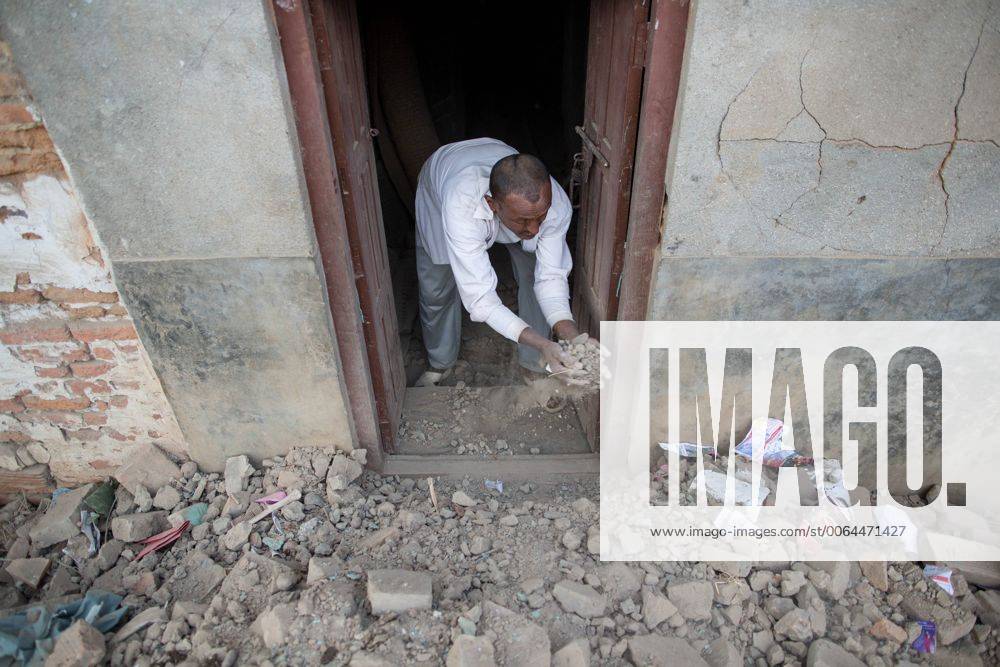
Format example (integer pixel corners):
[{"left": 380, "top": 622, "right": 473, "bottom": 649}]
[{"left": 489, "top": 153, "right": 550, "bottom": 203}]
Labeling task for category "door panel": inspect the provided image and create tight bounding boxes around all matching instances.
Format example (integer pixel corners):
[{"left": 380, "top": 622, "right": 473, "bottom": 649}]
[
  {"left": 574, "top": 0, "right": 649, "bottom": 448},
  {"left": 312, "top": 0, "right": 406, "bottom": 452}
]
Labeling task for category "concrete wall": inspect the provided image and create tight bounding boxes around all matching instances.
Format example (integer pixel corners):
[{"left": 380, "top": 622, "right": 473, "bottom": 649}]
[
  {"left": 648, "top": 0, "right": 1000, "bottom": 491},
  {"left": 651, "top": 0, "right": 1000, "bottom": 320},
  {"left": 0, "top": 1, "right": 355, "bottom": 471},
  {"left": 0, "top": 42, "right": 186, "bottom": 484}
]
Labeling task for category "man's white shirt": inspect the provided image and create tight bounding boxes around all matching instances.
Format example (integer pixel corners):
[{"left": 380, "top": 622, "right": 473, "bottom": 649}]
[{"left": 415, "top": 138, "right": 574, "bottom": 342}]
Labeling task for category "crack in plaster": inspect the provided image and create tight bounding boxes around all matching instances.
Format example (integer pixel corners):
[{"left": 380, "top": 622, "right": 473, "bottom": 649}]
[{"left": 932, "top": 20, "right": 987, "bottom": 253}]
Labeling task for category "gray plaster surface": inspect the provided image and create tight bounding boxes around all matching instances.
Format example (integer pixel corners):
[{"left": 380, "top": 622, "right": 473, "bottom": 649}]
[
  {"left": 649, "top": 257, "right": 1000, "bottom": 321},
  {"left": 0, "top": 0, "right": 315, "bottom": 261},
  {"left": 117, "top": 257, "right": 354, "bottom": 472},
  {"left": 657, "top": 0, "right": 1000, "bottom": 261}
]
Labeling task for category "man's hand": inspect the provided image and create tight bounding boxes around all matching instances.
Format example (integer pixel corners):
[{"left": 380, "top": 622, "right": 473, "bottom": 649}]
[
  {"left": 553, "top": 319, "right": 599, "bottom": 348},
  {"left": 518, "top": 326, "right": 586, "bottom": 384}
]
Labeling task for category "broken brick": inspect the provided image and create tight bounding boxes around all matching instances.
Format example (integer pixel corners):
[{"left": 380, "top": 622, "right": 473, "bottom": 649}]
[
  {"left": 5, "top": 557, "right": 50, "bottom": 589},
  {"left": 29, "top": 483, "right": 93, "bottom": 548},
  {"left": 45, "top": 619, "right": 106, "bottom": 666},
  {"left": 113, "top": 443, "right": 182, "bottom": 494},
  {"left": 367, "top": 569, "right": 432, "bottom": 614},
  {"left": 111, "top": 511, "right": 168, "bottom": 542}
]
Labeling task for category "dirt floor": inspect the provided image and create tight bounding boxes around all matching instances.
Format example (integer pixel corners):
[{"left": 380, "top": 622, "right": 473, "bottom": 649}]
[{"left": 2, "top": 443, "right": 998, "bottom": 666}]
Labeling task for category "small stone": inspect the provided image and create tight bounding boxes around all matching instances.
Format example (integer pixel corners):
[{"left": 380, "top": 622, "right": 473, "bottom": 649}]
[
  {"left": 780, "top": 570, "right": 807, "bottom": 596},
  {"left": 446, "top": 635, "right": 495, "bottom": 667},
  {"left": 452, "top": 490, "right": 477, "bottom": 507},
  {"left": 704, "top": 637, "right": 742, "bottom": 667},
  {"left": 133, "top": 485, "right": 153, "bottom": 513},
  {"left": 44, "top": 620, "right": 105, "bottom": 666},
  {"left": 224, "top": 455, "right": 254, "bottom": 496},
  {"left": 26, "top": 443, "right": 50, "bottom": 464},
  {"left": 367, "top": 569, "right": 432, "bottom": 613},
  {"left": 774, "top": 608, "right": 813, "bottom": 642},
  {"left": 552, "top": 580, "right": 607, "bottom": 618},
  {"left": 627, "top": 635, "right": 708, "bottom": 667},
  {"left": 5, "top": 557, "right": 50, "bottom": 588},
  {"left": 869, "top": 618, "right": 907, "bottom": 644},
  {"left": 859, "top": 561, "right": 889, "bottom": 592},
  {"left": 258, "top": 603, "right": 297, "bottom": 649},
  {"left": 499, "top": 514, "right": 518, "bottom": 527},
  {"left": 552, "top": 638, "right": 590, "bottom": 667},
  {"left": 111, "top": 511, "right": 168, "bottom": 543},
  {"left": 805, "top": 638, "right": 865, "bottom": 667},
  {"left": 667, "top": 580, "right": 714, "bottom": 621},
  {"left": 307, "top": 556, "right": 346, "bottom": 585},
  {"left": 180, "top": 461, "right": 198, "bottom": 478},
  {"left": 29, "top": 484, "right": 93, "bottom": 549},
  {"left": 469, "top": 536, "right": 492, "bottom": 555},
  {"left": 641, "top": 589, "right": 678, "bottom": 629},
  {"left": 561, "top": 530, "right": 582, "bottom": 550},
  {"left": 153, "top": 485, "right": 181, "bottom": 511},
  {"left": 113, "top": 444, "right": 181, "bottom": 495},
  {"left": 222, "top": 521, "right": 252, "bottom": 550}
]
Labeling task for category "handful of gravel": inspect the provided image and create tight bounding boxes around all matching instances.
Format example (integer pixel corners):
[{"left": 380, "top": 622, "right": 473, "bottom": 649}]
[{"left": 555, "top": 333, "right": 600, "bottom": 389}]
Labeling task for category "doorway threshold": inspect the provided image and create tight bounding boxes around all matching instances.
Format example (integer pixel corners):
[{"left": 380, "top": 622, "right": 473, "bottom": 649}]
[{"left": 383, "top": 453, "right": 598, "bottom": 480}]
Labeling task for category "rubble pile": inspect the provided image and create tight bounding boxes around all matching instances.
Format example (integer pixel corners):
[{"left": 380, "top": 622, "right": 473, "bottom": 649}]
[
  {"left": 557, "top": 335, "right": 600, "bottom": 389},
  {"left": 2, "top": 445, "right": 998, "bottom": 666}
]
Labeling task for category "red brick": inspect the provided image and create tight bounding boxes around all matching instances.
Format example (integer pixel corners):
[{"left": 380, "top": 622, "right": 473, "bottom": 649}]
[
  {"left": 117, "top": 344, "right": 140, "bottom": 354},
  {"left": 92, "top": 400, "right": 109, "bottom": 411},
  {"left": 34, "top": 365, "right": 69, "bottom": 378},
  {"left": 105, "top": 429, "right": 134, "bottom": 442},
  {"left": 0, "top": 398, "right": 24, "bottom": 413},
  {"left": 65, "top": 379, "right": 111, "bottom": 395},
  {"left": 0, "top": 148, "right": 63, "bottom": 178},
  {"left": 68, "top": 320, "right": 137, "bottom": 343},
  {"left": 64, "top": 428, "right": 101, "bottom": 442},
  {"left": 82, "top": 412, "right": 109, "bottom": 426},
  {"left": 41, "top": 287, "right": 118, "bottom": 304},
  {"left": 69, "top": 360, "right": 113, "bottom": 378},
  {"left": 105, "top": 304, "right": 128, "bottom": 317},
  {"left": 0, "top": 321, "right": 71, "bottom": 345},
  {"left": 90, "top": 347, "right": 115, "bottom": 361},
  {"left": 15, "top": 411, "right": 82, "bottom": 426},
  {"left": 21, "top": 394, "right": 90, "bottom": 411},
  {"left": 0, "top": 72, "right": 25, "bottom": 97},
  {"left": 0, "top": 290, "right": 41, "bottom": 304},
  {"left": 61, "top": 305, "right": 105, "bottom": 319},
  {"left": 20, "top": 231, "right": 41, "bottom": 240},
  {"left": 0, "top": 104, "right": 35, "bottom": 127},
  {"left": 0, "top": 430, "right": 30, "bottom": 443},
  {"left": 60, "top": 347, "right": 91, "bottom": 363},
  {"left": 108, "top": 395, "right": 128, "bottom": 409}
]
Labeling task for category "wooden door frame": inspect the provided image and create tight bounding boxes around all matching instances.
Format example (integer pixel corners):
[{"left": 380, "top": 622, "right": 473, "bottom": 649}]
[
  {"left": 272, "top": 0, "right": 690, "bottom": 468},
  {"left": 272, "top": 0, "right": 386, "bottom": 469},
  {"left": 616, "top": 0, "right": 690, "bottom": 321}
]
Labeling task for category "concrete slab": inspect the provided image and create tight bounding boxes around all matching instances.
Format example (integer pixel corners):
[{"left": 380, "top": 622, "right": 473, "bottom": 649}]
[
  {"left": 958, "top": 20, "right": 1000, "bottom": 143},
  {"left": 115, "top": 257, "right": 353, "bottom": 471}
]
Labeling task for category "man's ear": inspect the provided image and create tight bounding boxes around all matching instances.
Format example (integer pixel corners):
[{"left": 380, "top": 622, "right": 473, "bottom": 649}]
[{"left": 484, "top": 194, "right": 499, "bottom": 214}]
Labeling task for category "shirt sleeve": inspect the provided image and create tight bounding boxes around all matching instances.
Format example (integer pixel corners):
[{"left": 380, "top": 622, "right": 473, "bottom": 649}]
[
  {"left": 532, "top": 182, "right": 574, "bottom": 327},
  {"left": 443, "top": 199, "right": 529, "bottom": 343}
]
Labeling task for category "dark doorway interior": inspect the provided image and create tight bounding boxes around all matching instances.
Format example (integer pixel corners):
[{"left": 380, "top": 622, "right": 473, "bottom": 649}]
[{"left": 359, "top": 1, "right": 590, "bottom": 388}]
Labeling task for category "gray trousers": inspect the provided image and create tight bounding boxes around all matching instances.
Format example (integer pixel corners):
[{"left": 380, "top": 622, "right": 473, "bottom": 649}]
[{"left": 416, "top": 244, "right": 549, "bottom": 372}]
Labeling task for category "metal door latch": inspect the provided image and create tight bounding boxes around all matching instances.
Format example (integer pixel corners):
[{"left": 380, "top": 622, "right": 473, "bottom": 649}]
[{"left": 574, "top": 125, "right": 610, "bottom": 168}]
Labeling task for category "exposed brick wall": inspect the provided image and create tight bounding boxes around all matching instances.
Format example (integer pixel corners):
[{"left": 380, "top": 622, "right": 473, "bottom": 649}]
[{"left": 0, "top": 42, "right": 187, "bottom": 484}]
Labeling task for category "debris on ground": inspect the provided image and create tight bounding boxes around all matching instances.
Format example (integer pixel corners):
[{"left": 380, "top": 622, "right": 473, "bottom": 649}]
[{"left": 1, "top": 444, "right": 997, "bottom": 665}]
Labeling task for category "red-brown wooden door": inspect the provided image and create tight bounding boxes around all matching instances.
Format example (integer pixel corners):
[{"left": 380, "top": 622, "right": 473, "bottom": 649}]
[
  {"left": 573, "top": 0, "right": 650, "bottom": 448},
  {"left": 574, "top": 0, "right": 649, "bottom": 332},
  {"left": 312, "top": 0, "right": 406, "bottom": 453}
]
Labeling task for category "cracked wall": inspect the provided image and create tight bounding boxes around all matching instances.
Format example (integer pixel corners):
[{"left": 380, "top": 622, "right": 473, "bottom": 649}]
[
  {"left": 0, "top": 42, "right": 187, "bottom": 484},
  {"left": 0, "top": 1, "right": 356, "bottom": 472},
  {"left": 651, "top": 0, "right": 1000, "bottom": 303},
  {"left": 649, "top": 0, "right": 1000, "bottom": 493}
]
